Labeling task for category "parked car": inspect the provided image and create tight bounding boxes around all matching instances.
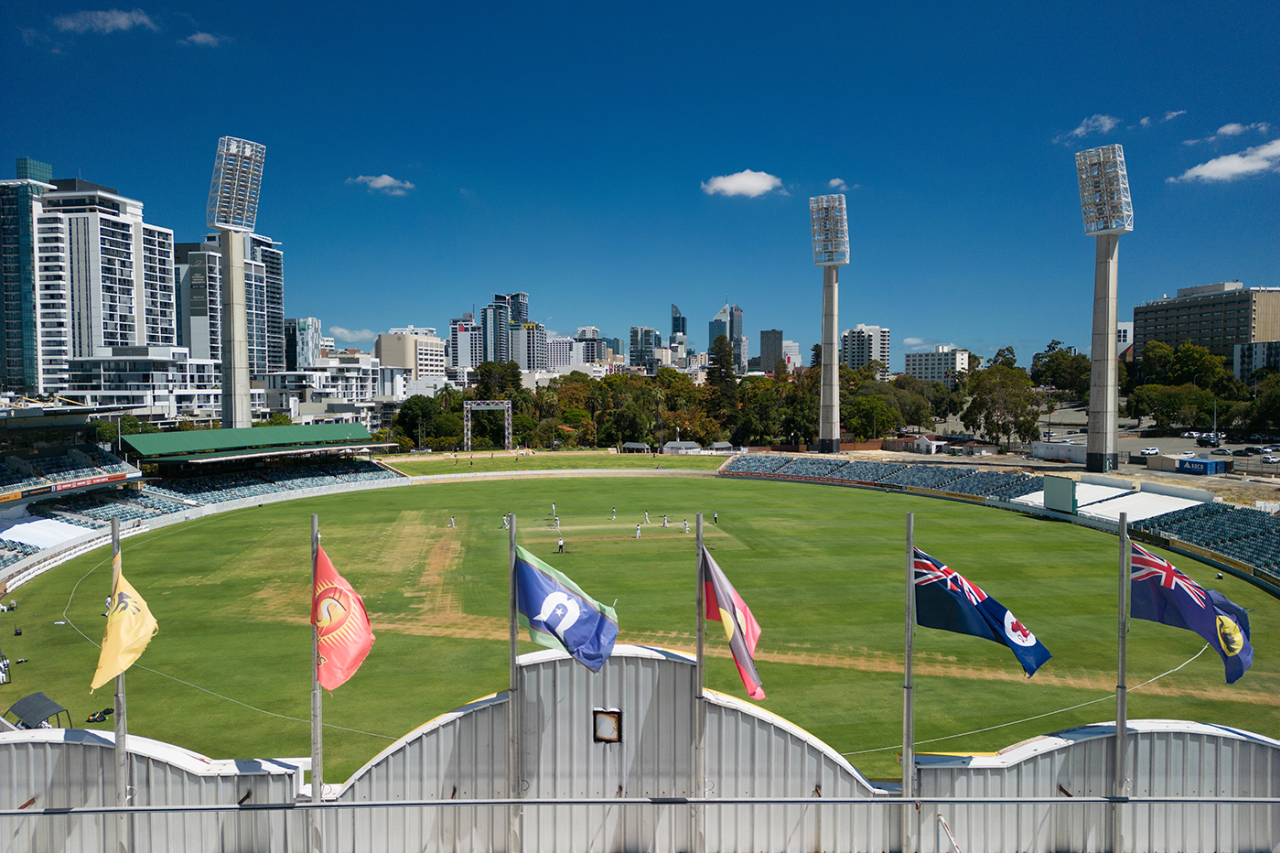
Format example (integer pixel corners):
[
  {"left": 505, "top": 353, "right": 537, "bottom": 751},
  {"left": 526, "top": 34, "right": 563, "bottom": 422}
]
[
  {"left": 1197, "top": 435, "right": 1220, "bottom": 447},
  {"left": 1246, "top": 446, "right": 1265, "bottom": 455},
  {"left": 1264, "top": 455, "right": 1280, "bottom": 464},
  {"left": 1211, "top": 448, "right": 1233, "bottom": 456},
  {"left": 1181, "top": 431, "right": 1198, "bottom": 438},
  {"left": 1178, "top": 451, "right": 1197, "bottom": 458},
  {"left": 1141, "top": 447, "right": 1159, "bottom": 456},
  {"left": 1233, "top": 449, "right": 1251, "bottom": 457}
]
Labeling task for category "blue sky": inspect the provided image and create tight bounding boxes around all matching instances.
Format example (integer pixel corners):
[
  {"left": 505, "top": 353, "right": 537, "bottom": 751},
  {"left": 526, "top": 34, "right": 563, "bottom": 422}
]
[{"left": 5, "top": 2, "right": 1278, "bottom": 371}]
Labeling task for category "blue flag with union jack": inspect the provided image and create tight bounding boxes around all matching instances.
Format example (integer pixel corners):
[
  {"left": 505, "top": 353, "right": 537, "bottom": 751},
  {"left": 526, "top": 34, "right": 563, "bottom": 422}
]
[
  {"left": 913, "top": 548, "right": 1051, "bottom": 677},
  {"left": 1130, "top": 543, "right": 1252, "bottom": 684}
]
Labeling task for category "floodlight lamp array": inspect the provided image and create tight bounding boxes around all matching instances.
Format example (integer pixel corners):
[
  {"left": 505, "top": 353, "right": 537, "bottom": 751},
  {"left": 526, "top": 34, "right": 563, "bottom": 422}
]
[
  {"left": 810, "top": 194, "right": 849, "bottom": 266},
  {"left": 207, "top": 136, "right": 266, "bottom": 232},
  {"left": 1075, "top": 144, "right": 1133, "bottom": 236}
]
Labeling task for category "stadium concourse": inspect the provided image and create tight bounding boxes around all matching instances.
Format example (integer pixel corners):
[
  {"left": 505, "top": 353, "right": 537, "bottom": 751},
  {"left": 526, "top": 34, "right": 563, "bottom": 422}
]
[{"left": 722, "top": 453, "right": 1280, "bottom": 594}]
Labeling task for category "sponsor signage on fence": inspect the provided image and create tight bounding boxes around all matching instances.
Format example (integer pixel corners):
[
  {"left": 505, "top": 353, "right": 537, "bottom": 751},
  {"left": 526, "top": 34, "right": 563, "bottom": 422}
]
[
  {"left": 1177, "top": 458, "right": 1225, "bottom": 476},
  {"left": 53, "top": 472, "right": 127, "bottom": 492}
]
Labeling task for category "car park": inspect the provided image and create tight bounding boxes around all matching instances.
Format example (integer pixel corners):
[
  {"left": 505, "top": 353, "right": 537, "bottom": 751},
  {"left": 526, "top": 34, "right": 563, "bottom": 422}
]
[{"left": 1141, "top": 447, "right": 1159, "bottom": 456}]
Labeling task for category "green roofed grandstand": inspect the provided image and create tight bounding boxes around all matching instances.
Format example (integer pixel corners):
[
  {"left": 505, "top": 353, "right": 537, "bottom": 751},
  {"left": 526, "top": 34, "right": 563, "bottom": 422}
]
[{"left": 123, "top": 424, "right": 394, "bottom": 465}]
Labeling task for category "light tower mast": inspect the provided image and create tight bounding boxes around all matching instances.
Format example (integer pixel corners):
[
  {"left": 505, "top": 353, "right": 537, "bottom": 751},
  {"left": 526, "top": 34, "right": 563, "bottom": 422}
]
[
  {"left": 810, "top": 194, "right": 849, "bottom": 453},
  {"left": 206, "top": 136, "right": 266, "bottom": 429},
  {"left": 1075, "top": 145, "right": 1133, "bottom": 472}
]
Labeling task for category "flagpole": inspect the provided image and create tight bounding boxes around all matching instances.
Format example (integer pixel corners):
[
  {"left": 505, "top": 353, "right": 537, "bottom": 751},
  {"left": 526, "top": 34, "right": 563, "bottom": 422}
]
[
  {"left": 693, "top": 513, "right": 705, "bottom": 853},
  {"left": 903, "top": 512, "right": 915, "bottom": 853},
  {"left": 507, "top": 513, "right": 520, "bottom": 853},
  {"left": 1114, "top": 511, "right": 1129, "bottom": 853},
  {"left": 310, "top": 513, "right": 323, "bottom": 853},
  {"left": 111, "top": 517, "right": 128, "bottom": 853}
]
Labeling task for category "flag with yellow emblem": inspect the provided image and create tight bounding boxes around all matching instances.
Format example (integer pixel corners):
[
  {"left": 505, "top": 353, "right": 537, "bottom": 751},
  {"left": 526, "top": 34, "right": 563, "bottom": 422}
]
[
  {"left": 91, "top": 553, "right": 158, "bottom": 691},
  {"left": 312, "top": 545, "right": 375, "bottom": 690}
]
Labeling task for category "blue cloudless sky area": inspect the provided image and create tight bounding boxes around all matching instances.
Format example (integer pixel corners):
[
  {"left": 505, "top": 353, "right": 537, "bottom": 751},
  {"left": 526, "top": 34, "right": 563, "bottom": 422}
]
[{"left": 5, "top": 1, "right": 1278, "bottom": 370}]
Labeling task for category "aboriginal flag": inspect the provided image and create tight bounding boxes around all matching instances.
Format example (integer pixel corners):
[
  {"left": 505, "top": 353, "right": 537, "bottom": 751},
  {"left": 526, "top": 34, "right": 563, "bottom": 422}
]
[
  {"left": 702, "top": 547, "right": 765, "bottom": 700},
  {"left": 311, "top": 546, "right": 375, "bottom": 691}
]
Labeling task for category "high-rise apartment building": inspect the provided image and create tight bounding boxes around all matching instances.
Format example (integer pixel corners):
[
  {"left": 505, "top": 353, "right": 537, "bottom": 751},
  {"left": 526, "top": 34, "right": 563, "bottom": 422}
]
[
  {"left": 479, "top": 292, "right": 530, "bottom": 364},
  {"left": 20, "top": 175, "right": 178, "bottom": 394},
  {"left": 510, "top": 322, "right": 549, "bottom": 371},
  {"left": 840, "top": 324, "right": 891, "bottom": 380},
  {"left": 180, "top": 232, "right": 284, "bottom": 378},
  {"left": 904, "top": 344, "right": 969, "bottom": 389},
  {"left": 284, "top": 317, "right": 323, "bottom": 370},
  {"left": 759, "top": 329, "right": 783, "bottom": 373},
  {"left": 175, "top": 242, "right": 223, "bottom": 362},
  {"left": 0, "top": 158, "right": 54, "bottom": 392},
  {"left": 450, "top": 313, "right": 483, "bottom": 369},
  {"left": 1133, "top": 282, "right": 1280, "bottom": 360},
  {"left": 782, "top": 340, "right": 801, "bottom": 372}
]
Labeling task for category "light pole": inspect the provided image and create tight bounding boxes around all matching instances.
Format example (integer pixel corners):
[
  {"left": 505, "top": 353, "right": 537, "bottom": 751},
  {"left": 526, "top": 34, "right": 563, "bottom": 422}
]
[
  {"left": 1076, "top": 144, "right": 1133, "bottom": 473},
  {"left": 206, "top": 137, "right": 266, "bottom": 430},
  {"left": 809, "top": 194, "right": 849, "bottom": 454}
]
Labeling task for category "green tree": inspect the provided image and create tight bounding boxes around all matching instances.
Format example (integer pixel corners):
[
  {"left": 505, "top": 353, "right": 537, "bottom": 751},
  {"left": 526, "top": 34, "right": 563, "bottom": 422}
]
[
  {"left": 846, "top": 395, "right": 897, "bottom": 440},
  {"left": 987, "top": 346, "right": 1018, "bottom": 369},
  {"left": 395, "top": 395, "right": 438, "bottom": 446},
  {"left": 706, "top": 334, "right": 740, "bottom": 431},
  {"left": 962, "top": 364, "right": 1039, "bottom": 447}
]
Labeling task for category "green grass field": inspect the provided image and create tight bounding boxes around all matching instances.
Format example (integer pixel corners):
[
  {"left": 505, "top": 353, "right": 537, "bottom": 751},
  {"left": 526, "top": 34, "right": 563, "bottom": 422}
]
[{"left": 6, "top": 471, "right": 1276, "bottom": 783}]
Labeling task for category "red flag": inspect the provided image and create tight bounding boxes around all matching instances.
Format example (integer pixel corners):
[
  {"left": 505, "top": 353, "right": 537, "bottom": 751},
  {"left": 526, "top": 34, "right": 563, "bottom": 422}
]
[
  {"left": 702, "top": 547, "right": 765, "bottom": 700},
  {"left": 311, "top": 546, "right": 374, "bottom": 691}
]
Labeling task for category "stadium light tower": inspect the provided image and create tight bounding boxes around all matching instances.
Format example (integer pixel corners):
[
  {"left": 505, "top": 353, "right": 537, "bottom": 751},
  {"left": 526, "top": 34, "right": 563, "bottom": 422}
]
[
  {"left": 207, "top": 137, "right": 266, "bottom": 430},
  {"left": 1075, "top": 145, "right": 1133, "bottom": 473},
  {"left": 810, "top": 194, "right": 849, "bottom": 453}
]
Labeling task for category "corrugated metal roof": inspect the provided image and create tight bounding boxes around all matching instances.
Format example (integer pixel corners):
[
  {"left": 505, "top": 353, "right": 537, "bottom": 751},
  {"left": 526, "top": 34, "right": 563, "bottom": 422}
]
[
  {"left": 123, "top": 423, "right": 374, "bottom": 458},
  {"left": 153, "top": 441, "right": 392, "bottom": 464}
]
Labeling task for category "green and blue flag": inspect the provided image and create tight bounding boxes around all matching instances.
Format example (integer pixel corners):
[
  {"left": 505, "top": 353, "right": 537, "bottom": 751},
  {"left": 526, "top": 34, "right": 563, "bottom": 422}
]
[{"left": 515, "top": 546, "right": 617, "bottom": 672}]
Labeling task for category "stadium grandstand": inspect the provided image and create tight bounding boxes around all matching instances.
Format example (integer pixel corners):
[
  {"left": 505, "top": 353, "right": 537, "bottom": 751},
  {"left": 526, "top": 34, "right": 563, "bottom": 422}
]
[{"left": 721, "top": 452, "right": 1280, "bottom": 592}]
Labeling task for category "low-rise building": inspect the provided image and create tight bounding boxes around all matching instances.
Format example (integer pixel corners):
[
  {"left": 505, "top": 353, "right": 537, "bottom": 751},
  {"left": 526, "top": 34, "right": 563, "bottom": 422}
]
[{"left": 904, "top": 345, "right": 968, "bottom": 389}]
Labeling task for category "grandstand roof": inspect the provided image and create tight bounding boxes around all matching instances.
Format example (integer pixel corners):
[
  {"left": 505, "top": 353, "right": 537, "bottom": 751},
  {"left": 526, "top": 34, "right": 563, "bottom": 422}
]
[
  {"left": 123, "top": 424, "right": 376, "bottom": 459},
  {"left": 1077, "top": 491, "right": 1204, "bottom": 524},
  {"left": 155, "top": 441, "right": 391, "bottom": 464}
]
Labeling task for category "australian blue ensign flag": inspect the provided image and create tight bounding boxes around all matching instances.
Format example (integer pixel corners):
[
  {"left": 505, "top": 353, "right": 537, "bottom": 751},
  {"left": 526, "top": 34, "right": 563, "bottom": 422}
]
[
  {"left": 515, "top": 545, "right": 618, "bottom": 672},
  {"left": 913, "top": 548, "right": 1051, "bottom": 677},
  {"left": 1130, "top": 543, "right": 1252, "bottom": 684}
]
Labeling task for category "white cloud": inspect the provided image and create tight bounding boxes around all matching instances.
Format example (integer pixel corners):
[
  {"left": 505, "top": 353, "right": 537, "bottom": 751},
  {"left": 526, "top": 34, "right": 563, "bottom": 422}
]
[
  {"left": 54, "top": 8, "right": 158, "bottom": 34},
  {"left": 180, "top": 31, "right": 222, "bottom": 46},
  {"left": 1139, "top": 117, "right": 1151, "bottom": 128},
  {"left": 1055, "top": 114, "right": 1120, "bottom": 144},
  {"left": 828, "top": 178, "right": 847, "bottom": 191},
  {"left": 701, "top": 169, "right": 782, "bottom": 198},
  {"left": 1163, "top": 110, "right": 1186, "bottom": 122},
  {"left": 346, "top": 174, "right": 415, "bottom": 196},
  {"left": 1183, "top": 121, "right": 1270, "bottom": 146},
  {"left": 1167, "top": 138, "right": 1280, "bottom": 183},
  {"left": 328, "top": 326, "right": 378, "bottom": 343},
  {"left": 901, "top": 337, "right": 954, "bottom": 353}
]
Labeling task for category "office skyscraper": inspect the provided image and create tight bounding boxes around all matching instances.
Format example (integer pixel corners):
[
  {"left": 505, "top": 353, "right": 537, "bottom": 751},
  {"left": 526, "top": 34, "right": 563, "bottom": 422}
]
[
  {"left": 630, "top": 326, "right": 657, "bottom": 370},
  {"left": 450, "top": 313, "right": 483, "bottom": 369},
  {"left": 480, "top": 292, "right": 531, "bottom": 364},
  {"left": 175, "top": 242, "right": 223, "bottom": 362},
  {"left": 760, "top": 329, "right": 783, "bottom": 373},
  {"left": 709, "top": 303, "right": 746, "bottom": 373}
]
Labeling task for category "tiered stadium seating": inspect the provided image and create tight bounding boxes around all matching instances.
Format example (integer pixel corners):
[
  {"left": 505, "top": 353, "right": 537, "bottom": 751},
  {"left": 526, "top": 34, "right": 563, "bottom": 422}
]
[
  {"left": 723, "top": 455, "right": 791, "bottom": 475},
  {"left": 829, "top": 460, "right": 907, "bottom": 483},
  {"left": 878, "top": 466, "right": 974, "bottom": 490},
  {"left": 145, "top": 460, "right": 401, "bottom": 505},
  {"left": 776, "top": 458, "right": 850, "bottom": 478},
  {"left": 944, "top": 470, "right": 1036, "bottom": 499}
]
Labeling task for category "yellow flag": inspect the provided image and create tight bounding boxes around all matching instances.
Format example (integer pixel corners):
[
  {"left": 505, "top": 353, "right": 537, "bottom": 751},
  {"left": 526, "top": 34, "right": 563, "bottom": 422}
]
[{"left": 91, "top": 554, "right": 158, "bottom": 691}]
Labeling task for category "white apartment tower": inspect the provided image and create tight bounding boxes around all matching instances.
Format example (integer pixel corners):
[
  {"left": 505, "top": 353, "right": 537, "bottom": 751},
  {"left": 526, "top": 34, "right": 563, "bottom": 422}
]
[
  {"left": 904, "top": 344, "right": 969, "bottom": 389},
  {"left": 31, "top": 178, "right": 176, "bottom": 393},
  {"left": 840, "top": 324, "right": 891, "bottom": 380},
  {"left": 450, "top": 314, "right": 483, "bottom": 369}
]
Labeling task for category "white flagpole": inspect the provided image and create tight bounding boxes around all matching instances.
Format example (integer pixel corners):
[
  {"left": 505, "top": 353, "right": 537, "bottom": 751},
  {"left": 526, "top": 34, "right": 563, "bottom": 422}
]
[
  {"left": 903, "top": 512, "right": 916, "bottom": 853},
  {"left": 1114, "top": 511, "right": 1130, "bottom": 853},
  {"left": 508, "top": 513, "right": 520, "bottom": 853},
  {"left": 310, "top": 513, "right": 323, "bottom": 853},
  {"left": 111, "top": 517, "right": 128, "bottom": 853},
  {"left": 693, "top": 513, "right": 705, "bottom": 853}
]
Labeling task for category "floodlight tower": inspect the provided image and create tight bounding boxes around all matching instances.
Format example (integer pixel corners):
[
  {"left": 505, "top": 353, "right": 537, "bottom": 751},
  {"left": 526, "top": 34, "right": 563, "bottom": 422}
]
[
  {"left": 1075, "top": 145, "right": 1133, "bottom": 473},
  {"left": 810, "top": 194, "right": 849, "bottom": 453},
  {"left": 207, "top": 136, "right": 266, "bottom": 430}
]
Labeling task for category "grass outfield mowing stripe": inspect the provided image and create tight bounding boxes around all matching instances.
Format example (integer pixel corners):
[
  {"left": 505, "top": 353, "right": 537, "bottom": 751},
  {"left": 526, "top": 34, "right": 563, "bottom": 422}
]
[{"left": 7, "top": 475, "right": 1275, "bottom": 783}]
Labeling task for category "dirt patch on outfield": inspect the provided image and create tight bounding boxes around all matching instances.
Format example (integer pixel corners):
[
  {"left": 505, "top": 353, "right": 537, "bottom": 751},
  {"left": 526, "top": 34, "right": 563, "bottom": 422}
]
[{"left": 372, "top": 524, "right": 506, "bottom": 636}]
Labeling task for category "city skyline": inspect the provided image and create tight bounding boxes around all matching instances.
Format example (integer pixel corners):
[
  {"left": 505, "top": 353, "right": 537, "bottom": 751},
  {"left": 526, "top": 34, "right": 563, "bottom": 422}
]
[{"left": 4, "top": 2, "right": 1277, "bottom": 371}]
